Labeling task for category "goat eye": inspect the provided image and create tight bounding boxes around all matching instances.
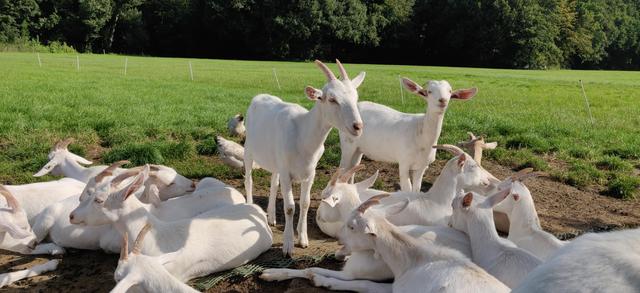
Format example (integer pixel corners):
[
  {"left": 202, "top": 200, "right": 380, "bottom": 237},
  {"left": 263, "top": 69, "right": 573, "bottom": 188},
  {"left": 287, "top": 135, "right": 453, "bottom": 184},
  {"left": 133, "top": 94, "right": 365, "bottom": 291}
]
[{"left": 427, "top": 90, "right": 432, "bottom": 94}]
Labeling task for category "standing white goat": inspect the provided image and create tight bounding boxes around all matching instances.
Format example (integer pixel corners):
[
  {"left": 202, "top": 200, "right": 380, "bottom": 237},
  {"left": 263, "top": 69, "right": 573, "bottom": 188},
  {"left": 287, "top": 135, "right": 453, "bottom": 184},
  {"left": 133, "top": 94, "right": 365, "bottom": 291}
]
[
  {"left": 80, "top": 166, "right": 273, "bottom": 281},
  {"left": 111, "top": 224, "right": 198, "bottom": 293},
  {"left": 288, "top": 194, "right": 509, "bottom": 292},
  {"left": 339, "top": 78, "right": 477, "bottom": 192},
  {"left": 513, "top": 228, "right": 640, "bottom": 293},
  {"left": 450, "top": 189, "right": 542, "bottom": 288},
  {"left": 33, "top": 138, "right": 103, "bottom": 182},
  {"left": 244, "top": 59, "right": 365, "bottom": 256}
]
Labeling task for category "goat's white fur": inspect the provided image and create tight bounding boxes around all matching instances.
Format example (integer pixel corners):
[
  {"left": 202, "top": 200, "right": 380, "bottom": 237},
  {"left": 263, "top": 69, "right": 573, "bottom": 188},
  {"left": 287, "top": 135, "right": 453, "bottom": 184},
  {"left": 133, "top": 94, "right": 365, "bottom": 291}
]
[
  {"left": 244, "top": 59, "right": 364, "bottom": 256},
  {"left": 311, "top": 195, "right": 508, "bottom": 292},
  {"left": 83, "top": 166, "right": 273, "bottom": 281},
  {"left": 111, "top": 224, "right": 198, "bottom": 293},
  {"left": 338, "top": 78, "right": 477, "bottom": 192},
  {"left": 227, "top": 114, "right": 246, "bottom": 137},
  {"left": 450, "top": 189, "right": 542, "bottom": 288},
  {"left": 0, "top": 259, "right": 59, "bottom": 288},
  {"left": 513, "top": 228, "right": 640, "bottom": 293},
  {"left": 500, "top": 181, "right": 566, "bottom": 260},
  {"left": 261, "top": 224, "right": 472, "bottom": 290},
  {"left": 33, "top": 139, "right": 104, "bottom": 182},
  {"left": 215, "top": 136, "right": 259, "bottom": 169}
]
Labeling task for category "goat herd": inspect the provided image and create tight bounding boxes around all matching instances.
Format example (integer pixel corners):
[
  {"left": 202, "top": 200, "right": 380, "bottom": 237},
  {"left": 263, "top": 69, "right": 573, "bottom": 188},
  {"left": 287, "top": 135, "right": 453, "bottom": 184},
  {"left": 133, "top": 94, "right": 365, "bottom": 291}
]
[{"left": 0, "top": 60, "right": 638, "bottom": 292}]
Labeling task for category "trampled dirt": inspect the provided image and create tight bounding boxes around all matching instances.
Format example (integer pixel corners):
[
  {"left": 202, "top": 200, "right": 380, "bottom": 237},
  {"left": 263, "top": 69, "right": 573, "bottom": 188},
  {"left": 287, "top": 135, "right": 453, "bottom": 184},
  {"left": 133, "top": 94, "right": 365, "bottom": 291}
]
[{"left": 1, "top": 159, "right": 639, "bottom": 292}]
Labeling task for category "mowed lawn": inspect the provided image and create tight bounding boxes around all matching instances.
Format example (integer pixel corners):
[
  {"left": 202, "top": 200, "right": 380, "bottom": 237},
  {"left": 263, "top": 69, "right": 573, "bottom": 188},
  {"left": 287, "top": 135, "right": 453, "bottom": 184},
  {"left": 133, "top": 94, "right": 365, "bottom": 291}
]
[{"left": 0, "top": 52, "right": 639, "bottom": 197}]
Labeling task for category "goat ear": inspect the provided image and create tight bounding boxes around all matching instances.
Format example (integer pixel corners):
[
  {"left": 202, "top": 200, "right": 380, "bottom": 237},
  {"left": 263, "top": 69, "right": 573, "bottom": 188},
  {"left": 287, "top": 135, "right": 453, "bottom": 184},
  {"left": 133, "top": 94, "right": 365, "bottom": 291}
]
[
  {"left": 0, "top": 220, "right": 32, "bottom": 239},
  {"left": 351, "top": 71, "right": 366, "bottom": 88},
  {"left": 154, "top": 249, "right": 182, "bottom": 266},
  {"left": 451, "top": 88, "right": 478, "bottom": 100},
  {"left": 385, "top": 198, "right": 409, "bottom": 217},
  {"left": 486, "top": 188, "right": 511, "bottom": 208},
  {"left": 305, "top": 86, "right": 323, "bottom": 100},
  {"left": 483, "top": 141, "right": 497, "bottom": 149},
  {"left": 363, "top": 222, "right": 377, "bottom": 237},
  {"left": 462, "top": 192, "right": 473, "bottom": 208},
  {"left": 401, "top": 77, "right": 427, "bottom": 97},
  {"left": 355, "top": 170, "right": 378, "bottom": 190},
  {"left": 70, "top": 153, "right": 93, "bottom": 165},
  {"left": 321, "top": 196, "right": 339, "bottom": 208},
  {"left": 33, "top": 161, "right": 57, "bottom": 177},
  {"left": 122, "top": 167, "right": 149, "bottom": 201},
  {"left": 457, "top": 154, "right": 467, "bottom": 169},
  {"left": 146, "top": 184, "right": 162, "bottom": 207}
]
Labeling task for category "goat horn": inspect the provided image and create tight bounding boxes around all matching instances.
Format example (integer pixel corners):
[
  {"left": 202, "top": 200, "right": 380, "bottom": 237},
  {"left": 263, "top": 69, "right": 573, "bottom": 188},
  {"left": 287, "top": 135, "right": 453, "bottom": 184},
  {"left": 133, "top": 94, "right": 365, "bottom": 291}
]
[
  {"left": 335, "top": 59, "right": 349, "bottom": 80},
  {"left": 329, "top": 168, "right": 343, "bottom": 186},
  {"left": 433, "top": 144, "right": 465, "bottom": 156},
  {"left": 120, "top": 232, "right": 129, "bottom": 260},
  {"left": 339, "top": 165, "right": 365, "bottom": 183},
  {"left": 508, "top": 168, "right": 534, "bottom": 181},
  {"left": 111, "top": 168, "right": 142, "bottom": 187},
  {"left": 0, "top": 185, "right": 20, "bottom": 212},
  {"left": 132, "top": 222, "right": 152, "bottom": 255},
  {"left": 467, "top": 132, "right": 477, "bottom": 140},
  {"left": 54, "top": 138, "right": 74, "bottom": 150},
  {"left": 95, "top": 160, "right": 130, "bottom": 183},
  {"left": 357, "top": 193, "right": 390, "bottom": 214},
  {"left": 314, "top": 60, "right": 337, "bottom": 81}
]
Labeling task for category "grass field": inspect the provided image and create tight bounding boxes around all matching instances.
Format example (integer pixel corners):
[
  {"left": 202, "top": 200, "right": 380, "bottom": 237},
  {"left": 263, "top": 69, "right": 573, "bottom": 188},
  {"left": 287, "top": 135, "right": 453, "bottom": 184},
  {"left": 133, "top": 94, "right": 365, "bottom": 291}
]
[{"left": 0, "top": 52, "right": 639, "bottom": 198}]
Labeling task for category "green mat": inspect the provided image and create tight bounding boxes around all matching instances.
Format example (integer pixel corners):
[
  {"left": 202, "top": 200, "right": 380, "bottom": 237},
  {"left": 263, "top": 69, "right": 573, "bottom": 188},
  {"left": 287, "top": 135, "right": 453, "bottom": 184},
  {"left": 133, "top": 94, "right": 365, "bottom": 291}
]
[{"left": 191, "top": 246, "right": 337, "bottom": 291}]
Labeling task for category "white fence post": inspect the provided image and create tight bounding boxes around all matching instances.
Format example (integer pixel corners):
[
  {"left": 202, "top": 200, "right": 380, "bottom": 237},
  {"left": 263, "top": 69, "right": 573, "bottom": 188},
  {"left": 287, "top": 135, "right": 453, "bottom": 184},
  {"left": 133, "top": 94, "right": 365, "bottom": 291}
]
[
  {"left": 189, "top": 61, "right": 194, "bottom": 81},
  {"left": 579, "top": 80, "right": 595, "bottom": 125},
  {"left": 273, "top": 68, "right": 281, "bottom": 90}
]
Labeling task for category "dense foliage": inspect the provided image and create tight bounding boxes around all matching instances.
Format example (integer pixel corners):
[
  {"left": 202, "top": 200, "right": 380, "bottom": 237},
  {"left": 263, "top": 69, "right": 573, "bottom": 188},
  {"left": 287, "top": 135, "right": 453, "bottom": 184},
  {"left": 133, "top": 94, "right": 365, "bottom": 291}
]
[{"left": 1, "top": 0, "right": 639, "bottom": 69}]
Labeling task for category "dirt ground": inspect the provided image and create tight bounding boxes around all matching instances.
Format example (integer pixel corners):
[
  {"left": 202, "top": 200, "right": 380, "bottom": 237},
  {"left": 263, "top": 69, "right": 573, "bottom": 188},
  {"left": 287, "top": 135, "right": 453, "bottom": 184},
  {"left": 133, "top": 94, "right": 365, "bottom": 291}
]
[{"left": 1, "top": 159, "right": 639, "bottom": 292}]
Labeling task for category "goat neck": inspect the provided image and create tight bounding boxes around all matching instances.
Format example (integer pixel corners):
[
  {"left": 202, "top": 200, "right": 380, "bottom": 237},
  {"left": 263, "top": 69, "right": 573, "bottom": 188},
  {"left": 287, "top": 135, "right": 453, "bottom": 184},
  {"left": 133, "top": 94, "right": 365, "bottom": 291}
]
[
  {"left": 416, "top": 104, "right": 446, "bottom": 152},
  {"left": 466, "top": 211, "right": 505, "bottom": 268},
  {"left": 297, "top": 103, "right": 333, "bottom": 155}
]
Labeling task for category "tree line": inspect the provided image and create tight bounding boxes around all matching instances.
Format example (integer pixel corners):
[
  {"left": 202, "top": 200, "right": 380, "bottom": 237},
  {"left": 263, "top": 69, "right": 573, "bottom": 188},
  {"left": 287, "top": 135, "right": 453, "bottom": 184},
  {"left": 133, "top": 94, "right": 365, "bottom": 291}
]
[{"left": 1, "top": 0, "right": 639, "bottom": 69}]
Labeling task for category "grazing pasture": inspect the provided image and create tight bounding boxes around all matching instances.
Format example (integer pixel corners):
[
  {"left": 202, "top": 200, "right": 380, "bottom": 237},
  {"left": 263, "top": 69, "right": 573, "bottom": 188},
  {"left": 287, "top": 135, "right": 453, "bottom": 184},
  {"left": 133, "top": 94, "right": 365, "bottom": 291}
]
[{"left": 0, "top": 52, "right": 639, "bottom": 291}]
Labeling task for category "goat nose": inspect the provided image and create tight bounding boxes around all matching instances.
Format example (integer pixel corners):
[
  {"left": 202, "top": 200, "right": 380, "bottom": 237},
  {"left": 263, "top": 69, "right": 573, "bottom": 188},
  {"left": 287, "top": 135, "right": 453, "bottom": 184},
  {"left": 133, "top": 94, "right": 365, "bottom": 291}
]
[
  {"left": 439, "top": 98, "right": 446, "bottom": 103},
  {"left": 69, "top": 214, "right": 74, "bottom": 222},
  {"left": 353, "top": 122, "right": 363, "bottom": 131}
]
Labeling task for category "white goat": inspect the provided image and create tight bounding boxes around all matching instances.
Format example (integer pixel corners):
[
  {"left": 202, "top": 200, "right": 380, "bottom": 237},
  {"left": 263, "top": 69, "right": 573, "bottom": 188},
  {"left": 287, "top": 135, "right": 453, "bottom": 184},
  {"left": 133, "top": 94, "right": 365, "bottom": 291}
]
[
  {"left": 0, "top": 259, "right": 59, "bottom": 288},
  {"left": 286, "top": 194, "right": 508, "bottom": 292},
  {"left": 457, "top": 132, "right": 497, "bottom": 166},
  {"left": 33, "top": 138, "right": 104, "bottom": 182},
  {"left": 244, "top": 59, "right": 365, "bottom": 256},
  {"left": 261, "top": 223, "right": 471, "bottom": 290},
  {"left": 498, "top": 179, "right": 566, "bottom": 260},
  {"left": 339, "top": 78, "right": 477, "bottom": 192},
  {"left": 316, "top": 165, "right": 382, "bottom": 237},
  {"left": 227, "top": 113, "right": 246, "bottom": 137},
  {"left": 2, "top": 167, "right": 243, "bottom": 255},
  {"left": 77, "top": 161, "right": 196, "bottom": 205},
  {"left": 0, "top": 178, "right": 84, "bottom": 224},
  {"left": 378, "top": 145, "right": 493, "bottom": 227},
  {"left": 215, "top": 136, "right": 259, "bottom": 169},
  {"left": 514, "top": 228, "right": 640, "bottom": 293},
  {"left": 81, "top": 166, "right": 273, "bottom": 281},
  {"left": 111, "top": 224, "right": 198, "bottom": 293},
  {"left": 450, "top": 189, "right": 542, "bottom": 288}
]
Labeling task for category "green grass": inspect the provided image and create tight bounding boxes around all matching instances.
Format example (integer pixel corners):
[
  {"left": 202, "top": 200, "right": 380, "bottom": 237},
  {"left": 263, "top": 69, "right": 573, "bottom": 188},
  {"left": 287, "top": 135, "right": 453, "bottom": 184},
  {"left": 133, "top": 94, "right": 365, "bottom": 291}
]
[{"left": 0, "top": 52, "right": 639, "bottom": 197}]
